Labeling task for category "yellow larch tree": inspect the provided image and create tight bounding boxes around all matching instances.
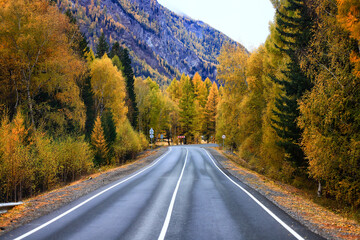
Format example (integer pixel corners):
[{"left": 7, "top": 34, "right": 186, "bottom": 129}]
[
  {"left": 204, "top": 82, "right": 219, "bottom": 142},
  {"left": 91, "top": 116, "right": 109, "bottom": 165}
]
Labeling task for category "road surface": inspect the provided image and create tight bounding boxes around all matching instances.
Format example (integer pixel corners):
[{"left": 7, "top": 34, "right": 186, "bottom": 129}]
[{"left": 1, "top": 146, "right": 324, "bottom": 240}]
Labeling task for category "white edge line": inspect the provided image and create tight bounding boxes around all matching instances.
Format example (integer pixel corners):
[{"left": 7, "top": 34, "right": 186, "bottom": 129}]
[
  {"left": 158, "top": 148, "right": 188, "bottom": 240},
  {"left": 14, "top": 147, "right": 173, "bottom": 240},
  {"left": 203, "top": 148, "right": 304, "bottom": 240}
]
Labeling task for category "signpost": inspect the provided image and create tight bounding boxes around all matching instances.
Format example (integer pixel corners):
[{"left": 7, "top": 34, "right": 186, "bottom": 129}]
[
  {"left": 150, "top": 128, "right": 154, "bottom": 148},
  {"left": 177, "top": 136, "right": 185, "bottom": 144},
  {"left": 222, "top": 135, "right": 226, "bottom": 149}
]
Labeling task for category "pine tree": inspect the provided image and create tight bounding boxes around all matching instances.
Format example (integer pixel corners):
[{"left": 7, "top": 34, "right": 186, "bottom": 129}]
[
  {"left": 83, "top": 77, "right": 96, "bottom": 140},
  {"left": 120, "top": 48, "right": 138, "bottom": 129},
  {"left": 109, "top": 41, "right": 122, "bottom": 59},
  {"left": 271, "top": 0, "right": 313, "bottom": 168},
  {"left": 91, "top": 116, "right": 109, "bottom": 165},
  {"left": 101, "top": 109, "right": 117, "bottom": 150},
  {"left": 96, "top": 32, "right": 109, "bottom": 58}
]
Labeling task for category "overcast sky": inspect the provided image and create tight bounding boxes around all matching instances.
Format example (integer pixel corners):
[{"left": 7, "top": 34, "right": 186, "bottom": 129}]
[{"left": 157, "top": 0, "right": 275, "bottom": 51}]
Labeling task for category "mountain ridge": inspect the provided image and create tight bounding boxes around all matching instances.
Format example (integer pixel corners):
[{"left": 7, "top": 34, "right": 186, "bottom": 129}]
[{"left": 59, "top": 0, "right": 245, "bottom": 84}]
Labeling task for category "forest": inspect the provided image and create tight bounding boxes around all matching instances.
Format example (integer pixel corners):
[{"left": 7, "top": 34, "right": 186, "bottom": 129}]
[
  {"left": 216, "top": 0, "right": 360, "bottom": 211},
  {"left": 0, "top": 0, "right": 360, "bottom": 218}
]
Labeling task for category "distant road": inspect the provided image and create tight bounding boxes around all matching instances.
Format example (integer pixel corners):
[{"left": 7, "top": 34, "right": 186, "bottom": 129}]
[{"left": 2, "top": 145, "right": 324, "bottom": 240}]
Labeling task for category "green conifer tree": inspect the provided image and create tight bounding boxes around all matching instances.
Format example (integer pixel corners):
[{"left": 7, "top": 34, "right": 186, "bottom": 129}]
[
  {"left": 96, "top": 32, "right": 109, "bottom": 58},
  {"left": 271, "top": 0, "right": 313, "bottom": 168}
]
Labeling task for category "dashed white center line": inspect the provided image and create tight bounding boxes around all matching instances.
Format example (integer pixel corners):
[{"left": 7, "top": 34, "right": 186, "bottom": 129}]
[{"left": 158, "top": 148, "right": 188, "bottom": 240}]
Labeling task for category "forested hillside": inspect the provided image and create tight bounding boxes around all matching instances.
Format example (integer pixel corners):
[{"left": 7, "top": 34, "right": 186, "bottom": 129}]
[{"left": 56, "top": 0, "right": 242, "bottom": 85}]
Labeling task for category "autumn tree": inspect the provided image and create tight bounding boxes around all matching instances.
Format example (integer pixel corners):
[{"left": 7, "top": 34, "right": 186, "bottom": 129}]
[
  {"left": 216, "top": 43, "right": 248, "bottom": 150},
  {"left": 179, "top": 75, "right": 196, "bottom": 142},
  {"left": 192, "top": 72, "right": 208, "bottom": 142},
  {"left": 204, "top": 82, "right": 219, "bottom": 142},
  {"left": 91, "top": 116, "right": 109, "bottom": 165},
  {"left": 236, "top": 46, "right": 267, "bottom": 162},
  {"left": 90, "top": 54, "right": 127, "bottom": 125},
  {"left": 298, "top": 0, "right": 360, "bottom": 206},
  {"left": 337, "top": 0, "right": 360, "bottom": 78},
  {"left": 0, "top": 112, "right": 32, "bottom": 201},
  {"left": 167, "top": 78, "right": 182, "bottom": 103},
  {"left": 204, "top": 77, "right": 213, "bottom": 94}
]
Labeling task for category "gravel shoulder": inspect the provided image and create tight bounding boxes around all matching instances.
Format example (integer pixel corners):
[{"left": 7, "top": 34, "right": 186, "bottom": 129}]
[
  {"left": 0, "top": 147, "right": 169, "bottom": 236},
  {"left": 206, "top": 147, "right": 360, "bottom": 240}
]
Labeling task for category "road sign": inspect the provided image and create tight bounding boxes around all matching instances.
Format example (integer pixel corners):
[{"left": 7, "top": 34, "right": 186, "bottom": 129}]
[
  {"left": 160, "top": 134, "right": 163, "bottom": 139},
  {"left": 222, "top": 135, "right": 226, "bottom": 139},
  {"left": 149, "top": 128, "right": 154, "bottom": 135},
  {"left": 150, "top": 134, "right": 154, "bottom": 139},
  {"left": 177, "top": 136, "right": 185, "bottom": 139}
]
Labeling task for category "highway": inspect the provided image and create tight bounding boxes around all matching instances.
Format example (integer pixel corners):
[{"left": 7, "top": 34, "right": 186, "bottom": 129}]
[{"left": 2, "top": 146, "right": 324, "bottom": 240}]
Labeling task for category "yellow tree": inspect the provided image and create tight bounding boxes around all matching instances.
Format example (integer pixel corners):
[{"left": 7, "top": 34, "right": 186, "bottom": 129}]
[
  {"left": 192, "top": 72, "right": 208, "bottom": 142},
  {"left": 91, "top": 116, "right": 109, "bottom": 165},
  {"left": 337, "top": 0, "right": 360, "bottom": 77},
  {"left": 90, "top": 54, "right": 127, "bottom": 126},
  {"left": 167, "top": 78, "right": 182, "bottom": 103},
  {"left": 204, "top": 82, "right": 219, "bottom": 142},
  {"left": 0, "top": 112, "right": 32, "bottom": 201},
  {"left": 298, "top": 0, "right": 360, "bottom": 205},
  {"left": 237, "top": 46, "right": 267, "bottom": 162},
  {"left": 216, "top": 43, "right": 248, "bottom": 150},
  {"left": 204, "top": 77, "right": 212, "bottom": 94}
]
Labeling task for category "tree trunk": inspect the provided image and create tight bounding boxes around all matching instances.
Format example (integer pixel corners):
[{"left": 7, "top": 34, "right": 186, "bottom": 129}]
[
  {"left": 26, "top": 80, "right": 35, "bottom": 127},
  {"left": 317, "top": 180, "right": 322, "bottom": 197}
]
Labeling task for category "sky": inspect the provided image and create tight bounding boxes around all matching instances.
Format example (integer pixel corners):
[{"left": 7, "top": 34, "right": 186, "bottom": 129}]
[{"left": 157, "top": 0, "right": 275, "bottom": 51}]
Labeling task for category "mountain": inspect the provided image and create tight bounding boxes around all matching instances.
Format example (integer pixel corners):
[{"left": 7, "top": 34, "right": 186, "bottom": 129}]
[{"left": 59, "top": 0, "right": 245, "bottom": 84}]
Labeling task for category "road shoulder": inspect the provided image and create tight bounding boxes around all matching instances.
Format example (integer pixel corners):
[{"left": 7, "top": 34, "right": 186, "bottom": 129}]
[{"left": 206, "top": 147, "right": 360, "bottom": 240}]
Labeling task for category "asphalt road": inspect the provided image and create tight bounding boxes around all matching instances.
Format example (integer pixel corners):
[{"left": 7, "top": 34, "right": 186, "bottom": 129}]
[{"left": 2, "top": 146, "right": 324, "bottom": 240}]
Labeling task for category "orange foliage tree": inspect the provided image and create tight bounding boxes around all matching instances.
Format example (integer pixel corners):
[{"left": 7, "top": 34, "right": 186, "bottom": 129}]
[{"left": 337, "top": 0, "right": 360, "bottom": 78}]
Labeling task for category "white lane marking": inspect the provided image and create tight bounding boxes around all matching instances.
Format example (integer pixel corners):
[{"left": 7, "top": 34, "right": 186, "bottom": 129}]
[
  {"left": 14, "top": 148, "right": 173, "bottom": 240},
  {"left": 203, "top": 149, "right": 305, "bottom": 240},
  {"left": 158, "top": 148, "right": 188, "bottom": 240}
]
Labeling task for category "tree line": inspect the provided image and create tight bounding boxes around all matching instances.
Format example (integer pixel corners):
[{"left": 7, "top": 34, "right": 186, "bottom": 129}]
[{"left": 216, "top": 0, "right": 360, "bottom": 209}]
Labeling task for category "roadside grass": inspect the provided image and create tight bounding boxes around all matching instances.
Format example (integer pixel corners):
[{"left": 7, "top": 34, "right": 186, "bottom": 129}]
[{"left": 216, "top": 148, "right": 360, "bottom": 240}]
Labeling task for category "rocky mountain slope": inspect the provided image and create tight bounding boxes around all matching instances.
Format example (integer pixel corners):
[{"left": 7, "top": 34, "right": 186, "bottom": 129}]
[{"left": 59, "top": 0, "right": 244, "bottom": 84}]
